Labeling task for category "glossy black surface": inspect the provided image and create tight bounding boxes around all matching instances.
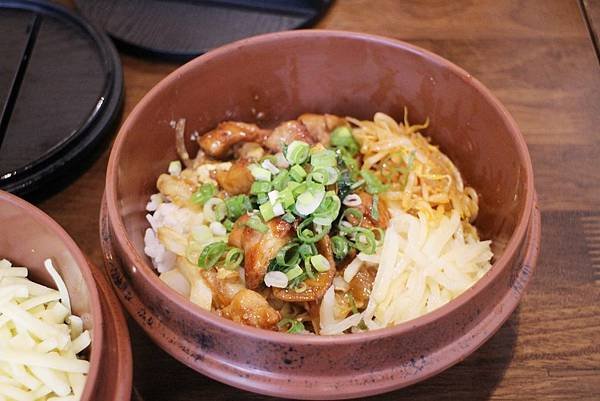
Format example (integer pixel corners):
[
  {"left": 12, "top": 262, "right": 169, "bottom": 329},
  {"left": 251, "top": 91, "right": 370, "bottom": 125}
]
[
  {"left": 75, "top": 0, "right": 332, "bottom": 60},
  {"left": 0, "top": 0, "right": 122, "bottom": 197}
]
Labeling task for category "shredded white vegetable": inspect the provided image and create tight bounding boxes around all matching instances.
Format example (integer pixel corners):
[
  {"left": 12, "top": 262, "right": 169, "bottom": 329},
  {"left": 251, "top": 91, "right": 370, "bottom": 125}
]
[
  {"left": 320, "top": 210, "right": 492, "bottom": 334},
  {"left": 0, "top": 259, "right": 90, "bottom": 401}
]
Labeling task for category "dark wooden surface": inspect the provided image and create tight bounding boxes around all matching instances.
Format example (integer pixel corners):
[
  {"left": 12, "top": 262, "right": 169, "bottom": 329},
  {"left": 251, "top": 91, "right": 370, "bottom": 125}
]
[{"left": 42, "top": 1, "right": 600, "bottom": 400}]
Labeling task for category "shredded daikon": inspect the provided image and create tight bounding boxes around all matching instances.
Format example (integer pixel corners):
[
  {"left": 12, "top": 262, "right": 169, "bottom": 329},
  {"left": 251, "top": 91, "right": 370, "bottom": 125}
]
[
  {"left": 319, "top": 210, "right": 492, "bottom": 334},
  {"left": 362, "top": 210, "right": 492, "bottom": 328},
  {"left": 0, "top": 259, "right": 90, "bottom": 401}
]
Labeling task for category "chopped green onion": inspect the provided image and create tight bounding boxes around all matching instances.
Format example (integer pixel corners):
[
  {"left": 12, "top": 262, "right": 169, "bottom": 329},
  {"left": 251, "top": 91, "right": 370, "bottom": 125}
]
[
  {"left": 282, "top": 212, "right": 296, "bottom": 223},
  {"left": 248, "top": 164, "right": 272, "bottom": 181},
  {"left": 203, "top": 197, "right": 226, "bottom": 222},
  {"left": 215, "top": 201, "right": 227, "bottom": 221},
  {"left": 250, "top": 181, "right": 272, "bottom": 194},
  {"left": 277, "top": 318, "right": 305, "bottom": 334},
  {"left": 191, "top": 183, "right": 217, "bottom": 206},
  {"left": 223, "top": 219, "right": 234, "bottom": 232},
  {"left": 287, "top": 181, "right": 301, "bottom": 191},
  {"left": 256, "top": 193, "right": 269, "bottom": 205},
  {"left": 347, "top": 292, "right": 359, "bottom": 314},
  {"left": 339, "top": 208, "right": 363, "bottom": 229},
  {"left": 310, "top": 254, "right": 330, "bottom": 272},
  {"left": 350, "top": 179, "right": 365, "bottom": 190},
  {"left": 331, "top": 235, "right": 349, "bottom": 260},
  {"left": 312, "top": 191, "right": 341, "bottom": 226},
  {"left": 285, "top": 265, "right": 303, "bottom": 281},
  {"left": 225, "top": 195, "right": 252, "bottom": 220},
  {"left": 289, "top": 164, "right": 307, "bottom": 182},
  {"left": 259, "top": 202, "right": 275, "bottom": 221},
  {"left": 285, "top": 141, "right": 310, "bottom": 165},
  {"left": 307, "top": 168, "right": 329, "bottom": 184},
  {"left": 197, "top": 241, "right": 227, "bottom": 269},
  {"left": 224, "top": 247, "right": 244, "bottom": 269},
  {"left": 295, "top": 183, "right": 325, "bottom": 216},
  {"left": 304, "top": 256, "right": 316, "bottom": 279},
  {"left": 276, "top": 242, "right": 300, "bottom": 267},
  {"left": 372, "top": 194, "right": 380, "bottom": 221},
  {"left": 278, "top": 188, "right": 295, "bottom": 208},
  {"left": 298, "top": 243, "right": 316, "bottom": 257},
  {"left": 272, "top": 170, "right": 290, "bottom": 191},
  {"left": 350, "top": 227, "right": 377, "bottom": 254},
  {"left": 330, "top": 126, "right": 359, "bottom": 155},
  {"left": 296, "top": 217, "right": 330, "bottom": 243},
  {"left": 360, "top": 170, "right": 389, "bottom": 194},
  {"left": 310, "top": 149, "right": 337, "bottom": 168},
  {"left": 290, "top": 182, "right": 307, "bottom": 197},
  {"left": 323, "top": 166, "right": 339, "bottom": 185},
  {"left": 245, "top": 215, "right": 269, "bottom": 233},
  {"left": 338, "top": 148, "right": 360, "bottom": 178}
]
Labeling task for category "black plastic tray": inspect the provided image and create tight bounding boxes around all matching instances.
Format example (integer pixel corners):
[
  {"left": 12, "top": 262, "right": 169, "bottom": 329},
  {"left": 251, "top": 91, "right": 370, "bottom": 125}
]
[
  {"left": 0, "top": 0, "right": 122, "bottom": 197},
  {"left": 75, "top": 0, "right": 332, "bottom": 60}
]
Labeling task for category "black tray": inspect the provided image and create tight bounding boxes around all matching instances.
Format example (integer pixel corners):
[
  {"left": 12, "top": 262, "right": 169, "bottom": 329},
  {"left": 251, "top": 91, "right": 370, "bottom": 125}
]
[
  {"left": 75, "top": 0, "right": 332, "bottom": 60},
  {"left": 0, "top": 0, "right": 122, "bottom": 197}
]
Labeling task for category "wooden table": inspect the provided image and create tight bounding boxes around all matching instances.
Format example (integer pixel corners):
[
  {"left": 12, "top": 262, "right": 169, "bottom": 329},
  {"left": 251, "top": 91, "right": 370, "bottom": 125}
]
[{"left": 41, "top": 1, "right": 600, "bottom": 399}]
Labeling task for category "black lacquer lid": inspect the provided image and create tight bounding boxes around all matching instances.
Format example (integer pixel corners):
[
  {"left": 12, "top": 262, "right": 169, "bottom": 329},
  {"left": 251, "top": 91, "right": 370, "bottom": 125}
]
[
  {"left": 75, "top": 0, "right": 332, "bottom": 60},
  {"left": 0, "top": 0, "right": 122, "bottom": 197}
]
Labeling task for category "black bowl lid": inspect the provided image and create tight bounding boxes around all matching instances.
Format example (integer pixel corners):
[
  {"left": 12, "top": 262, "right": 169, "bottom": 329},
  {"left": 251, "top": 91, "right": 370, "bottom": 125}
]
[
  {"left": 74, "top": 0, "right": 332, "bottom": 60},
  {"left": 0, "top": 0, "right": 122, "bottom": 197}
]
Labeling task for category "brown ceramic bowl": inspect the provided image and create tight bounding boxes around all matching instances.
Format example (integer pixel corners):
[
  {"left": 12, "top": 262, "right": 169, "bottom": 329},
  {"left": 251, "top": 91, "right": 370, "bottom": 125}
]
[
  {"left": 102, "top": 30, "right": 540, "bottom": 399},
  {"left": 0, "top": 190, "right": 133, "bottom": 401}
]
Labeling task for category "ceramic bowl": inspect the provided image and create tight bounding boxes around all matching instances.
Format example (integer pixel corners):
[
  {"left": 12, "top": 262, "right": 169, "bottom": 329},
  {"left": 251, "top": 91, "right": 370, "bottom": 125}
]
[
  {"left": 0, "top": 190, "right": 132, "bottom": 401},
  {"left": 102, "top": 30, "right": 540, "bottom": 399}
]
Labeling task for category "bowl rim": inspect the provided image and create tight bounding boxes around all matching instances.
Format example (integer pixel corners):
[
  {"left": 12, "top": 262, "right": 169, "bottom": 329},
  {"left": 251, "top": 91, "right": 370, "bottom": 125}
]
[
  {"left": 0, "top": 190, "right": 103, "bottom": 399},
  {"left": 105, "top": 29, "right": 535, "bottom": 344}
]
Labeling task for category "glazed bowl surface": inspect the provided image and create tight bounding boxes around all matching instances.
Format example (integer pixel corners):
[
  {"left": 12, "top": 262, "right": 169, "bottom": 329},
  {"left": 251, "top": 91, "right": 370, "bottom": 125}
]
[
  {"left": 0, "top": 190, "right": 132, "bottom": 401},
  {"left": 103, "top": 30, "right": 539, "bottom": 399}
]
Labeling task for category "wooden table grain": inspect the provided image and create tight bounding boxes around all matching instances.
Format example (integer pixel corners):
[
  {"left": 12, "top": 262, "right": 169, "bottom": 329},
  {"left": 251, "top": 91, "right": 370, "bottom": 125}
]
[{"left": 41, "top": 1, "right": 600, "bottom": 400}]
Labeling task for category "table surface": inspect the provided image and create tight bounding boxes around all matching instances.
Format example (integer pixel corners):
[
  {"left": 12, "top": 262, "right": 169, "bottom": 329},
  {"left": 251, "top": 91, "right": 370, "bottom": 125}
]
[{"left": 43, "top": 1, "right": 600, "bottom": 400}]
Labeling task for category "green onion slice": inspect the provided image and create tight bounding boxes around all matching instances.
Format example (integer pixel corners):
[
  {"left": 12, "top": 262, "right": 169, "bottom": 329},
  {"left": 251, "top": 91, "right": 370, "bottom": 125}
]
[
  {"left": 225, "top": 195, "right": 252, "bottom": 221},
  {"left": 191, "top": 183, "right": 217, "bottom": 205},
  {"left": 296, "top": 217, "right": 330, "bottom": 243},
  {"left": 276, "top": 242, "right": 301, "bottom": 267},
  {"left": 197, "top": 241, "right": 228, "bottom": 269},
  {"left": 310, "top": 149, "right": 337, "bottom": 168},
  {"left": 285, "top": 141, "right": 310, "bottom": 165},
  {"left": 360, "top": 170, "right": 389, "bottom": 194},
  {"left": 277, "top": 318, "right": 305, "bottom": 334},
  {"left": 245, "top": 215, "right": 269, "bottom": 233},
  {"left": 330, "top": 126, "right": 359, "bottom": 155},
  {"left": 224, "top": 247, "right": 244, "bottom": 270},
  {"left": 310, "top": 254, "right": 330, "bottom": 272},
  {"left": 312, "top": 191, "right": 341, "bottom": 226},
  {"left": 331, "top": 235, "right": 349, "bottom": 260}
]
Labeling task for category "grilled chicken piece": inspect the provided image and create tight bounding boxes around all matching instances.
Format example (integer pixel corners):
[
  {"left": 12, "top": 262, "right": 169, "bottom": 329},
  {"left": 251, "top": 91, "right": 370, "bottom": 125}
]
[
  {"left": 347, "top": 190, "right": 391, "bottom": 229},
  {"left": 221, "top": 289, "right": 281, "bottom": 330},
  {"left": 228, "top": 215, "right": 294, "bottom": 290},
  {"left": 157, "top": 173, "right": 195, "bottom": 207},
  {"left": 262, "top": 120, "right": 315, "bottom": 152},
  {"left": 215, "top": 161, "right": 254, "bottom": 195},
  {"left": 199, "top": 269, "right": 245, "bottom": 309},
  {"left": 348, "top": 265, "right": 377, "bottom": 309},
  {"left": 234, "top": 142, "right": 265, "bottom": 161},
  {"left": 198, "top": 121, "right": 271, "bottom": 159},
  {"left": 297, "top": 113, "right": 347, "bottom": 145},
  {"left": 272, "top": 236, "right": 336, "bottom": 303}
]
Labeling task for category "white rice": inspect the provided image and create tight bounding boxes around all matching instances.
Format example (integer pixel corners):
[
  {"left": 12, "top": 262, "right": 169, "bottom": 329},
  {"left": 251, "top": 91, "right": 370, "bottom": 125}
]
[{"left": 143, "top": 199, "right": 204, "bottom": 273}]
